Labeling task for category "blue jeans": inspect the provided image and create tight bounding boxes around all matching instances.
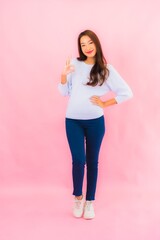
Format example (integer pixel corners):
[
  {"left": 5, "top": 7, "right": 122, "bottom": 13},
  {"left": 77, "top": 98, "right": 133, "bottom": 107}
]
[{"left": 65, "top": 116, "right": 105, "bottom": 200}]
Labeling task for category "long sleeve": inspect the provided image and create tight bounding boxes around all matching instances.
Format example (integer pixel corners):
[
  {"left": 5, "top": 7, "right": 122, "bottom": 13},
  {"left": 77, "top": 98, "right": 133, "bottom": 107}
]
[
  {"left": 58, "top": 59, "right": 133, "bottom": 119},
  {"left": 58, "top": 73, "right": 72, "bottom": 96},
  {"left": 107, "top": 64, "right": 133, "bottom": 103}
]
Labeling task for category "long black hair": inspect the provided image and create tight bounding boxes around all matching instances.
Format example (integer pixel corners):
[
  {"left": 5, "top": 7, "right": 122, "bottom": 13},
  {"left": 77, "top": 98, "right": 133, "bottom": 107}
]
[{"left": 77, "top": 30, "right": 108, "bottom": 86}]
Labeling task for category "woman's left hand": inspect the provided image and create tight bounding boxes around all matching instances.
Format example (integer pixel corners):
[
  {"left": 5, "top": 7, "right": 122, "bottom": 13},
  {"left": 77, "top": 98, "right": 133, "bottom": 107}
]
[{"left": 90, "top": 96, "right": 105, "bottom": 108}]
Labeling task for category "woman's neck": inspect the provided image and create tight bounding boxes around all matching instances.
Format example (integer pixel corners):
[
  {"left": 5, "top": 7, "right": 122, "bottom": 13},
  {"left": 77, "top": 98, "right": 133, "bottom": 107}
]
[{"left": 84, "top": 57, "right": 95, "bottom": 65}]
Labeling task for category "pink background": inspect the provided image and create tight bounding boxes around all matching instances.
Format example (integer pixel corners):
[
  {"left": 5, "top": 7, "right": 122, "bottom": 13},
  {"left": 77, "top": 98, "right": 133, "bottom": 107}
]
[{"left": 0, "top": 0, "right": 160, "bottom": 240}]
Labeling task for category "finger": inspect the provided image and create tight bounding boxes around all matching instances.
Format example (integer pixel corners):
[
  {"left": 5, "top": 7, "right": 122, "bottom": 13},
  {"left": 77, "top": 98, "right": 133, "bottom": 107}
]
[
  {"left": 66, "top": 56, "right": 71, "bottom": 66},
  {"left": 90, "top": 96, "right": 99, "bottom": 101},
  {"left": 91, "top": 95, "right": 99, "bottom": 98},
  {"left": 91, "top": 102, "right": 98, "bottom": 106},
  {"left": 90, "top": 98, "right": 97, "bottom": 103},
  {"left": 65, "top": 58, "right": 69, "bottom": 66},
  {"left": 70, "top": 65, "right": 75, "bottom": 71}
]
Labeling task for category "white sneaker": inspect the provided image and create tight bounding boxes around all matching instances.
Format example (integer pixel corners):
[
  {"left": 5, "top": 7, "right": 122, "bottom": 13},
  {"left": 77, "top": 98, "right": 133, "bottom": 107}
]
[
  {"left": 83, "top": 201, "right": 95, "bottom": 219},
  {"left": 72, "top": 196, "right": 85, "bottom": 218}
]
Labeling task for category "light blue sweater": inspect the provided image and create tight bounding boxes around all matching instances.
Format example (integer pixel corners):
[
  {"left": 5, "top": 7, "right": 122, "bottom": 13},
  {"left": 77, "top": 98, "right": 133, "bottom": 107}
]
[{"left": 58, "top": 59, "right": 133, "bottom": 119}]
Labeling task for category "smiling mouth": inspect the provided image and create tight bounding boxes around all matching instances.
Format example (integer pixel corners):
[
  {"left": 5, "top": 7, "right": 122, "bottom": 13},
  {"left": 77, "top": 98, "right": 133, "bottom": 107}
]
[{"left": 86, "top": 50, "right": 94, "bottom": 54}]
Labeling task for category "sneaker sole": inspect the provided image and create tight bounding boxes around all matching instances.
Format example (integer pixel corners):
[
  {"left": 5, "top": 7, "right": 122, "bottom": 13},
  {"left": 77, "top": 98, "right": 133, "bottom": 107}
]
[{"left": 83, "top": 214, "right": 95, "bottom": 220}]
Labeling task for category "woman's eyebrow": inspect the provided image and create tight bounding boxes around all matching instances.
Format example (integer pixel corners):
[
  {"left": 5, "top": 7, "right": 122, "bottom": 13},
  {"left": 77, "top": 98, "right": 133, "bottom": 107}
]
[{"left": 80, "top": 40, "right": 92, "bottom": 45}]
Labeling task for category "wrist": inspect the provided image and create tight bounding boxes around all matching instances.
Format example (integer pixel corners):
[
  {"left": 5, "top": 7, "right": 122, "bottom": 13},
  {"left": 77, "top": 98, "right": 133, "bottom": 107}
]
[
  {"left": 103, "top": 98, "right": 117, "bottom": 107},
  {"left": 102, "top": 102, "right": 105, "bottom": 108},
  {"left": 61, "top": 73, "right": 67, "bottom": 77},
  {"left": 61, "top": 74, "right": 67, "bottom": 84}
]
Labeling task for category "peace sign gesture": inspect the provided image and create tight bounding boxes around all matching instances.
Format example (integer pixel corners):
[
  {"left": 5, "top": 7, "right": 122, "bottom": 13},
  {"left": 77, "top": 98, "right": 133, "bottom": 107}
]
[{"left": 62, "top": 58, "right": 75, "bottom": 76}]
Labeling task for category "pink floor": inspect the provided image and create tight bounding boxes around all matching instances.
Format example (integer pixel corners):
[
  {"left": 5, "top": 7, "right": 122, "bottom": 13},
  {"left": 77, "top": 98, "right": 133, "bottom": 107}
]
[{"left": 0, "top": 184, "right": 160, "bottom": 240}]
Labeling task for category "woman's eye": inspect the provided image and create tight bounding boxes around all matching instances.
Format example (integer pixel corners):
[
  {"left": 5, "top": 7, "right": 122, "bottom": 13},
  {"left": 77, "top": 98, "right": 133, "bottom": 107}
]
[{"left": 89, "top": 42, "right": 93, "bottom": 44}]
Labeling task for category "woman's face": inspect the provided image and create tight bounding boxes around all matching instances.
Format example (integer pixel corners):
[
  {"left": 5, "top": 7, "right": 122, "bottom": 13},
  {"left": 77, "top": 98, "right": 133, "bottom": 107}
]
[{"left": 80, "top": 35, "right": 97, "bottom": 59}]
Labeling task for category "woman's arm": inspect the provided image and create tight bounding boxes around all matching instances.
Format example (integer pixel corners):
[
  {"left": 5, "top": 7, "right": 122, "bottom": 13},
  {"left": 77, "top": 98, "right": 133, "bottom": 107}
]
[
  {"left": 106, "top": 64, "right": 133, "bottom": 103},
  {"left": 58, "top": 58, "right": 75, "bottom": 96},
  {"left": 90, "top": 96, "right": 117, "bottom": 108},
  {"left": 90, "top": 64, "right": 133, "bottom": 108}
]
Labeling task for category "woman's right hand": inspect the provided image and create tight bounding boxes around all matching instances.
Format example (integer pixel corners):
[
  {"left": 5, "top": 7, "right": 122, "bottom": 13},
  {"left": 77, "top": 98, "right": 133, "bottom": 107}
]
[{"left": 62, "top": 58, "right": 75, "bottom": 76}]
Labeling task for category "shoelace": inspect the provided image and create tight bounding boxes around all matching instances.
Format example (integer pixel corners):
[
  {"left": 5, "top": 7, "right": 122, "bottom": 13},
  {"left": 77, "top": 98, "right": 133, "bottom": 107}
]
[
  {"left": 74, "top": 199, "right": 83, "bottom": 209},
  {"left": 85, "top": 201, "right": 92, "bottom": 211}
]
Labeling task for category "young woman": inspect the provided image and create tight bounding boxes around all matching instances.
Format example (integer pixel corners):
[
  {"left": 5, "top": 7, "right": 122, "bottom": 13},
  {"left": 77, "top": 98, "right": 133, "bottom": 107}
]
[{"left": 58, "top": 30, "right": 133, "bottom": 220}]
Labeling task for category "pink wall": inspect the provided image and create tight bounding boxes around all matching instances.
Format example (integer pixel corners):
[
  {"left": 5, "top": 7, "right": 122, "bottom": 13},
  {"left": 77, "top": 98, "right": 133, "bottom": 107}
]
[{"left": 0, "top": 0, "right": 160, "bottom": 190}]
